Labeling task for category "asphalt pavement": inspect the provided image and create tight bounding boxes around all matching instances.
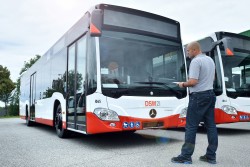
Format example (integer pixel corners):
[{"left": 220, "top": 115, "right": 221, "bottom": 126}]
[{"left": 0, "top": 118, "right": 250, "bottom": 167}]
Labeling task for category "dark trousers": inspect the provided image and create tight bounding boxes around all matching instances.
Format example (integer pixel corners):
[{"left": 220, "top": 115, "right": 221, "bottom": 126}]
[{"left": 181, "top": 90, "right": 218, "bottom": 160}]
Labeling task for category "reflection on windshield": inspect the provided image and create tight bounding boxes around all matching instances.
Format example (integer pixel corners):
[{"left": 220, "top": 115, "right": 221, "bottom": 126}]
[
  {"left": 222, "top": 49, "right": 250, "bottom": 98},
  {"left": 99, "top": 31, "right": 186, "bottom": 98}
]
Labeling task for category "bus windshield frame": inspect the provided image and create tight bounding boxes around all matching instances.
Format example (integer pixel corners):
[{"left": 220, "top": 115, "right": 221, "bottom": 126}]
[{"left": 93, "top": 5, "right": 187, "bottom": 99}]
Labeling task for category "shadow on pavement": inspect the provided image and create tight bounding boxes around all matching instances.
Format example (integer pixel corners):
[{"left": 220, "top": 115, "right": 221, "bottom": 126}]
[{"left": 20, "top": 121, "right": 181, "bottom": 148}]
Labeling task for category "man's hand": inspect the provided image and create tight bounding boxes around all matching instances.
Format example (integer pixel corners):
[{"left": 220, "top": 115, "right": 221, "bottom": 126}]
[{"left": 178, "top": 82, "right": 184, "bottom": 88}]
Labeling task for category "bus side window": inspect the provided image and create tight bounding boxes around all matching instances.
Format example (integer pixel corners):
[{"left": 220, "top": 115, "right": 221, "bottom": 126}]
[
  {"left": 77, "top": 93, "right": 85, "bottom": 108},
  {"left": 77, "top": 93, "right": 86, "bottom": 114}
]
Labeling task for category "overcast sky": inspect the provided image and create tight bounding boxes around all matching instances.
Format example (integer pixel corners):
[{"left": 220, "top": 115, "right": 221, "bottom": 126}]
[{"left": 0, "top": 0, "right": 250, "bottom": 106}]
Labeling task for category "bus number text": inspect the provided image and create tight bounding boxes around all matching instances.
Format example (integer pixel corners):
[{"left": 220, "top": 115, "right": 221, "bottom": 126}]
[{"left": 145, "top": 101, "right": 160, "bottom": 107}]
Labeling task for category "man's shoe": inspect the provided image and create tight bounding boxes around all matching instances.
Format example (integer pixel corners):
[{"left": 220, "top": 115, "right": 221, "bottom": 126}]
[
  {"left": 171, "top": 156, "right": 192, "bottom": 164},
  {"left": 199, "top": 155, "right": 216, "bottom": 164}
]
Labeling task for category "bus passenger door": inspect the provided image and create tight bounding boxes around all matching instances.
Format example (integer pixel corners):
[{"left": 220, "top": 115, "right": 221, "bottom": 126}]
[
  {"left": 30, "top": 72, "right": 36, "bottom": 120},
  {"left": 67, "top": 35, "right": 87, "bottom": 132},
  {"left": 67, "top": 43, "right": 76, "bottom": 129}
]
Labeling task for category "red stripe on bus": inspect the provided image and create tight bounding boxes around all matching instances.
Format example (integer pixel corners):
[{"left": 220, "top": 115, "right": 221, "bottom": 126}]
[
  {"left": 35, "top": 118, "right": 54, "bottom": 126},
  {"left": 215, "top": 108, "right": 250, "bottom": 124},
  {"left": 63, "top": 121, "right": 66, "bottom": 129},
  {"left": 86, "top": 112, "right": 186, "bottom": 134},
  {"left": 20, "top": 116, "right": 26, "bottom": 120}
]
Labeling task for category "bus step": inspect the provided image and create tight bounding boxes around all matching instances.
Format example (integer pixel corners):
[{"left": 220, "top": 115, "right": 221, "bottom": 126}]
[
  {"left": 77, "top": 124, "right": 86, "bottom": 131},
  {"left": 67, "top": 123, "right": 75, "bottom": 129}
]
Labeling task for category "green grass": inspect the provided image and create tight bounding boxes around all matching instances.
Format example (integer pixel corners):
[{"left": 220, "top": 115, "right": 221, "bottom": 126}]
[{"left": 0, "top": 115, "right": 19, "bottom": 119}]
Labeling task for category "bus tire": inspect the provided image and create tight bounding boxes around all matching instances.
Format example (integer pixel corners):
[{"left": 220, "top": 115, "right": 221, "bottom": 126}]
[
  {"left": 26, "top": 106, "right": 32, "bottom": 126},
  {"left": 55, "top": 104, "right": 68, "bottom": 138}
]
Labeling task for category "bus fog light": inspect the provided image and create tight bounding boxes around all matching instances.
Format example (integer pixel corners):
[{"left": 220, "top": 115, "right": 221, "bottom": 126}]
[
  {"left": 179, "top": 107, "right": 187, "bottom": 118},
  {"left": 221, "top": 105, "right": 237, "bottom": 115},
  {"left": 94, "top": 108, "right": 120, "bottom": 121},
  {"left": 109, "top": 123, "right": 116, "bottom": 127}
]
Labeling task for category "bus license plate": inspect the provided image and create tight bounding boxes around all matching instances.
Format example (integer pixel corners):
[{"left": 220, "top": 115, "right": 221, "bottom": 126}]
[{"left": 143, "top": 122, "right": 164, "bottom": 128}]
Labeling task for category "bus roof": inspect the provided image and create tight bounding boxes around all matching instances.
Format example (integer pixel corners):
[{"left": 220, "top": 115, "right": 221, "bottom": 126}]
[{"left": 215, "top": 31, "right": 250, "bottom": 41}]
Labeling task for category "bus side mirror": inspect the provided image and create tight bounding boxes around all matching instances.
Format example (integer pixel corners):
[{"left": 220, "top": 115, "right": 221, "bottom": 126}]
[
  {"left": 90, "top": 9, "right": 103, "bottom": 37},
  {"left": 210, "top": 37, "right": 234, "bottom": 56},
  {"left": 221, "top": 37, "right": 234, "bottom": 56}
]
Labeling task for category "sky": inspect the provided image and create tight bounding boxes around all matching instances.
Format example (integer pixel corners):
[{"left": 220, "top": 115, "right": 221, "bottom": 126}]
[{"left": 0, "top": 0, "right": 250, "bottom": 106}]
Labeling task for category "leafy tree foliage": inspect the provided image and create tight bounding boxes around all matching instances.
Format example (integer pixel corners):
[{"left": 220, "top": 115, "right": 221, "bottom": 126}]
[{"left": 0, "top": 65, "right": 15, "bottom": 116}]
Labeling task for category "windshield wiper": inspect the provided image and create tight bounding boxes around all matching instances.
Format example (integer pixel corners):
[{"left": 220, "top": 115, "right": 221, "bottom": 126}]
[{"left": 134, "top": 81, "right": 184, "bottom": 99}]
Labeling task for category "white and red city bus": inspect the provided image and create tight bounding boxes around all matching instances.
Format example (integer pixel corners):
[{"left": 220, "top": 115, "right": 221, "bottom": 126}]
[
  {"left": 185, "top": 32, "right": 250, "bottom": 125},
  {"left": 19, "top": 4, "right": 188, "bottom": 137}
]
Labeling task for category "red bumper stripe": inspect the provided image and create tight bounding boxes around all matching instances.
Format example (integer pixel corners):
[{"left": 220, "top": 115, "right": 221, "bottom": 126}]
[{"left": 86, "top": 112, "right": 185, "bottom": 134}]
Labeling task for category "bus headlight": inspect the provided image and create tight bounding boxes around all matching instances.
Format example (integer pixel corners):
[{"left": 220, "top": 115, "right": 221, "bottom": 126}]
[
  {"left": 179, "top": 107, "right": 187, "bottom": 118},
  {"left": 221, "top": 105, "right": 237, "bottom": 115},
  {"left": 94, "top": 108, "right": 120, "bottom": 121}
]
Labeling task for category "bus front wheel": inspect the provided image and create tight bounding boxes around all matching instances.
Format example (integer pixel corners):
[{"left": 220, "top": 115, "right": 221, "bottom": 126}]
[{"left": 55, "top": 104, "right": 68, "bottom": 138}]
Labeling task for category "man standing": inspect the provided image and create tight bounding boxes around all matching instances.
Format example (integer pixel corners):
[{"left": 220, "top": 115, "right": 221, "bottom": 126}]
[{"left": 171, "top": 41, "right": 218, "bottom": 164}]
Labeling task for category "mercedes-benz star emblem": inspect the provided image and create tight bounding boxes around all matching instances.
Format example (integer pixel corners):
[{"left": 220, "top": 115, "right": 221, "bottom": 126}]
[{"left": 149, "top": 109, "right": 157, "bottom": 118}]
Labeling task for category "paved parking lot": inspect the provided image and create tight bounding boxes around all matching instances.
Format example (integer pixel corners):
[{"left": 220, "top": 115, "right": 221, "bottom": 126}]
[{"left": 1, "top": 118, "right": 250, "bottom": 167}]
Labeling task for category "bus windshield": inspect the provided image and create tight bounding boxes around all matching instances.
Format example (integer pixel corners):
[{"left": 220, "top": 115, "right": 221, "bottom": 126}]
[
  {"left": 220, "top": 35, "right": 250, "bottom": 98},
  {"left": 99, "top": 30, "right": 186, "bottom": 98}
]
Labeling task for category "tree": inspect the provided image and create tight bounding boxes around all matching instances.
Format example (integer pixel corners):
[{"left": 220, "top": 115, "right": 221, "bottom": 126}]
[
  {"left": 0, "top": 65, "right": 15, "bottom": 116},
  {"left": 8, "top": 55, "right": 41, "bottom": 116},
  {"left": 8, "top": 81, "right": 19, "bottom": 116}
]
